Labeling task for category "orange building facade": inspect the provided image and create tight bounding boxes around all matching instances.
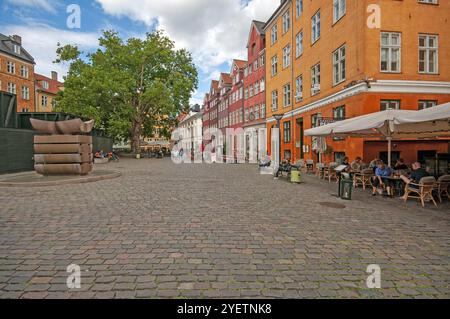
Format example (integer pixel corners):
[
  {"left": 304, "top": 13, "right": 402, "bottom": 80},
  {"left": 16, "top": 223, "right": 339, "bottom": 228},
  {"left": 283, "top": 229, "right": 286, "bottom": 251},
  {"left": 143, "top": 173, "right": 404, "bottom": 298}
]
[
  {"left": 265, "top": 0, "right": 450, "bottom": 165},
  {"left": 0, "top": 34, "right": 36, "bottom": 112}
]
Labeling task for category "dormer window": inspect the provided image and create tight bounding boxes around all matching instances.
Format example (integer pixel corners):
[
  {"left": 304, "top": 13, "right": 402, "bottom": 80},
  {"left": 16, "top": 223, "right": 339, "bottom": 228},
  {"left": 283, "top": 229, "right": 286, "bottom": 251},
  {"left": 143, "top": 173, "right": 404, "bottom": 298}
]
[
  {"left": 42, "top": 81, "right": 49, "bottom": 89},
  {"left": 13, "top": 44, "right": 21, "bottom": 55}
]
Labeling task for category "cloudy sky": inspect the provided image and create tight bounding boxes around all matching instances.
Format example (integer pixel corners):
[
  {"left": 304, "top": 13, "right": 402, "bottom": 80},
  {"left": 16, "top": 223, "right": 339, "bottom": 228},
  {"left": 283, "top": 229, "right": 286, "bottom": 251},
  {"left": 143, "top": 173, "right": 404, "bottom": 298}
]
[{"left": 0, "top": 0, "right": 279, "bottom": 105}]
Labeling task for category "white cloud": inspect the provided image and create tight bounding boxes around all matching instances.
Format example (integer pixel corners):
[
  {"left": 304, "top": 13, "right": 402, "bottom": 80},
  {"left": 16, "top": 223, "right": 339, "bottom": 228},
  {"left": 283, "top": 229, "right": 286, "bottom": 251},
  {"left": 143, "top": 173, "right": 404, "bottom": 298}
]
[
  {"left": 4, "top": 0, "right": 58, "bottom": 13},
  {"left": 3, "top": 24, "right": 99, "bottom": 80},
  {"left": 95, "top": 0, "right": 278, "bottom": 74}
]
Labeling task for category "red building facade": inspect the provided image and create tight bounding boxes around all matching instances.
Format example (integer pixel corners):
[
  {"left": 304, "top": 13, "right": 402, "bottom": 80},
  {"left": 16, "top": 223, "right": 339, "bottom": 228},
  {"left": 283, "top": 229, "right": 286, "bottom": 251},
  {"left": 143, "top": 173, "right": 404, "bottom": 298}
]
[{"left": 243, "top": 21, "right": 267, "bottom": 161}]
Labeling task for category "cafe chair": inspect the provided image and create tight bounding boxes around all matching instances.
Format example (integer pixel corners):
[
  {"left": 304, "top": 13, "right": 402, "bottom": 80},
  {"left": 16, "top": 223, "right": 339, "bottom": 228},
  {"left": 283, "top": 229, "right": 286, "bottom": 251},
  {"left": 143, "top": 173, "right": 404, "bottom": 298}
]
[
  {"left": 353, "top": 168, "right": 374, "bottom": 190},
  {"left": 436, "top": 175, "right": 450, "bottom": 203},
  {"left": 316, "top": 163, "right": 326, "bottom": 179},
  {"left": 306, "top": 160, "right": 315, "bottom": 174},
  {"left": 324, "top": 162, "right": 338, "bottom": 183},
  {"left": 403, "top": 176, "right": 438, "bottom": 208}
]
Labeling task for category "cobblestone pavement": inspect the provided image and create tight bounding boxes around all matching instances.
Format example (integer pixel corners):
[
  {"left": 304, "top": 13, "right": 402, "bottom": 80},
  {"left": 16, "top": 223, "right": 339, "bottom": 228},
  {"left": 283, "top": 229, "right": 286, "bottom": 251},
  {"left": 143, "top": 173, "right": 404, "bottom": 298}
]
[{"left": 0, "top": 158, "right": 449, "bottom": 299}]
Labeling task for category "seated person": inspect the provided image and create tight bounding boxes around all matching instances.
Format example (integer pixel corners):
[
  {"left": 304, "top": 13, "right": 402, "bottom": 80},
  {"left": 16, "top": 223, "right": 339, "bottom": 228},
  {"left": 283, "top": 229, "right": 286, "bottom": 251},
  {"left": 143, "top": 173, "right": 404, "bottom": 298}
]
[
  {"left": 394, "top": 158, "right": 408, "bottom": 171},
  {"left": 371, "top": 161, "right": 394, "bottom": 196},
  {"left": 259, "top": 155, "right": 271, "bottom": 167},
  {"left": 369, "top": 157, "right": 379, "bottom": 173},
  {"left": 400, "top": 162, "right": 429, "bottom": 191},
  {"left": 351, "top": 157, "right": 364, "bottom": 171},
  {"left": 341, "top": 157, "right": 351, "bottom": 172}
]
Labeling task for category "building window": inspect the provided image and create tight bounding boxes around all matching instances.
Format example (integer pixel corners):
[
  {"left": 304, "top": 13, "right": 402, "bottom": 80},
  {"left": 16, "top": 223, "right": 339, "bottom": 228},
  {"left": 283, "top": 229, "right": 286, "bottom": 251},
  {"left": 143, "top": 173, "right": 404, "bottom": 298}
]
[
  {"left": 42, "top": 96, "right": 48, "bottom": 108},
  {"left": 381, "top": 32, "right": 401, "bottom": 72},
  {"left": 418, "top": 100, "right": 438, "bottom": 110},
  {"left": 20, "top": 65, "right": 29, "bottom": 78},
  {"left": 419, "top": 34, "right": 438, "bottom": 74},
  {"left": 42, "top": 81, "right": 49, "bottom": 89},
  {"left": 311, "top": 113, "right": 322, "bottom": 128},
  {"left": 311, "top": 10, "right": 321, "bottom": 44},
  {"left": 13, "top": 44, "right": 21, "bottom": 54},
  {"left": 295, "top": 31, "right": 303, "bottom": 58},
  {"left": 244, "top": 88, "right": 248, "bottom": 100},
  {"left": 283, "top": 44, "right": 291, "bottom": 69},
  {"left": 418, "top": 0, "right": 438, "bottom": 3},
  {"left": 283, "top": 121, "right": 291, "bottom": 143},
  {"left": 295, "top": 75, "right": 303, "bottom": 102},
  {"left": 283, "top": 83, "right": 291, "bottom": 108},
  {"left": 21, "top": 86, "right": 29, "bottom": 100},
  {"left": 255, "top": 105, "right": 260, "bottom": 120},
  {"left": 333, "top": 45, "right": 346, "bottom": 85},
  {"left": 333, "top": 0, "right": 346, "bottom": 23},
  {"left": 271, "top": 24, "right": 278, "bottom": 45},
  {"left": 249, "top": 85, "right": 254, "bottom": 97},
  {"left": 282, "top": 11, "right": 290, "bottom": 34},
  {"left": 271, "top": 55, "right": 278, "bottom": 77},
  {"left": 311, "top": 63, "right": 321, "bottom": 96},
  {"left": 296, "top": 0, "right": 303, "bottom": 17},
  {"left": 381, "top": 100, "right": 401, "bottom": 111},
  {"left": 260, "top": 79, "right": 265, "bottom": 92},
  {"left": 254, "top": 82, "right": 259, "bottom": 95},
  {"left": 7, "top": 61, "right": 15, "bottom": 74},
  {"left": 7, "top": 82, "right": 16, "bottom": 94},
  {"left": 260, "top": 54, "right": 265, "bottom": 66},
  {"left": 261, "top": 104, "right": 266, "bottom": 119},
  {"left": 333, "top": 106, "right": 346, "bottom": 120},
  {"left": 271, "top": 90, "right": 278, "bottom": 110}
]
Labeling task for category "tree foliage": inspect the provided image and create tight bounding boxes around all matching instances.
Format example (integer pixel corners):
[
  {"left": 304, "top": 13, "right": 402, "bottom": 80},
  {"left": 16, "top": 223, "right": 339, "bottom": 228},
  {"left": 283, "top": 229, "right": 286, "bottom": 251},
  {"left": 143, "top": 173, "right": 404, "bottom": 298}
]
[{"left": 55, "top": 30, "right": 198, "bottom": 153}]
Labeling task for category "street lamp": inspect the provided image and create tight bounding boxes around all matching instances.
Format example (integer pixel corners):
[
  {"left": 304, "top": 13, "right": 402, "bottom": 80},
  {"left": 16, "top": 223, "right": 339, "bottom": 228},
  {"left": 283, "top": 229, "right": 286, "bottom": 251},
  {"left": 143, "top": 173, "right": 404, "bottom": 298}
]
[{"left": 273, "top": 113, "right": 284, "bottom": 169}]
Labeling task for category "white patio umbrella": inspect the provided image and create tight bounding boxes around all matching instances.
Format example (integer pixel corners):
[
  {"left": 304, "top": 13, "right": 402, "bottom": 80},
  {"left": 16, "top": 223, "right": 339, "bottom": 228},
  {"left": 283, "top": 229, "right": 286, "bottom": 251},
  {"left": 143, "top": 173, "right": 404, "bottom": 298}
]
[{"left": 305, "top": 102, "right": 450, "bottom": 167}]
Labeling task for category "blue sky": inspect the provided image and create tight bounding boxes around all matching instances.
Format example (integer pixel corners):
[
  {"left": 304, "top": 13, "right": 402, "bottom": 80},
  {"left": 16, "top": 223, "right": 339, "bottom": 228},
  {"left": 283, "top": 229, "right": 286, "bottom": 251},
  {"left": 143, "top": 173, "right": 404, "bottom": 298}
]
[{"left": 0, "top": 0, "right": 278, "bottom": 105}]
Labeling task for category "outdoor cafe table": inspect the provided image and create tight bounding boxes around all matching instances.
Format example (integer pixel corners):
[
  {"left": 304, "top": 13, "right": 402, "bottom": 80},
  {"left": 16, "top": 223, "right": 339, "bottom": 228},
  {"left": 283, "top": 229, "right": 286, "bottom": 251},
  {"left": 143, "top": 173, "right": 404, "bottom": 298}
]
[{"left": 384, "top": 176, "right": 405, "bottom": 197}]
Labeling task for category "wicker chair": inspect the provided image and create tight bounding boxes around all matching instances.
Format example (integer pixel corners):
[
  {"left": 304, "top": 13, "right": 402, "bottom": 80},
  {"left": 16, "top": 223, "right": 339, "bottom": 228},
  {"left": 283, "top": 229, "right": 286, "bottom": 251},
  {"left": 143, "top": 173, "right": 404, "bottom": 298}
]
[
  {"left": 316, "top": 163, "right": 326, "bottom": 179},
  {"left": 353, "top": 168, "right": 374, "bottom": 190},
  {"left": 404, "top": 176, "right": 438, "bottom": 207},
  {"left": 436, "top": 175, "right": 450, "bottom": 203},
  {"left": 324, "top": 162, "right": 338, "bottom": 182}
]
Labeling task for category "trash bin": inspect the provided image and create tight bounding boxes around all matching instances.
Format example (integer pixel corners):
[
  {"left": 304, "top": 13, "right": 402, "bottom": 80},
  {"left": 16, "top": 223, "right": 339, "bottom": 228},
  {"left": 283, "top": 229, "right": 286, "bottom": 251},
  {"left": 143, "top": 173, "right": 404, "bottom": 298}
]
[
  {"left": 291, "top": 169, "right": 301, "bottom": 184},
  {"left": 339, "top": 178, "right": 353, "bottom": 200}
]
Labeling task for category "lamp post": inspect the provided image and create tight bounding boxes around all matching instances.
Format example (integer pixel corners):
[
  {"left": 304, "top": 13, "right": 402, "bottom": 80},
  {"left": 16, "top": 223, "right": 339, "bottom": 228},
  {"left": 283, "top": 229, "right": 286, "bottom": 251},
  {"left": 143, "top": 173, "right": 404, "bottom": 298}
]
[{"left": 273, "top": 114, "right": 284, "bottom": 169}]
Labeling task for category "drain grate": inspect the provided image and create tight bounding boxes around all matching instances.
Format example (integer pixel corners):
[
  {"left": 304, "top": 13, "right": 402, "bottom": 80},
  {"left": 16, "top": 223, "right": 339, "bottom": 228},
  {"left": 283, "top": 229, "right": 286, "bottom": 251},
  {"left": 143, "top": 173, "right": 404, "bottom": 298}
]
[{"left": 318, "top": 202, "right": 346, "bottom": 209}]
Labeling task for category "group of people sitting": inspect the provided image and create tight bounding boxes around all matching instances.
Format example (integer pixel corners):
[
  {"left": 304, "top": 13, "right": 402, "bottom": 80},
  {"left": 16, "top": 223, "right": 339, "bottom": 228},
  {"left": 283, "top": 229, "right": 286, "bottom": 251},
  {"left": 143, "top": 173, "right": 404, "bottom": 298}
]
[
  {"left": 368, "top": 159, "right": 428, "bottom": 198},
  {"left": 330, "top": 156, "right": 429, "bottom": 198}
]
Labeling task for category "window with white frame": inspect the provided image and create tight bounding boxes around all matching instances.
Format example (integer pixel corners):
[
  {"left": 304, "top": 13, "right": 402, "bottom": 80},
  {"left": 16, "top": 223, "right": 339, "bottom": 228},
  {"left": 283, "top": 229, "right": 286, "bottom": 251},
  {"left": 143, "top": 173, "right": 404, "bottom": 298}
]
[
  {"left": 296, "top": 0, "right": 303, "bottom": 17},
  {"left": 254, "top": 82, "right": 259, "bottom": 95},
  {"left": 245, "top": 109, "right": 249, "bottom": 122},
  {"left": 419, "top": 34, "right": 438, "bottom": 74},
  {"left": 380, "top": 100, "right": 400, "bottom": 111},
  {"left": 311, "top": 63, "right": 321, "bottom": 95},
  {"left": 283, "top": 83, "right": 291, "bottom": 108},
  {"left": 333, "top": 0, "right": 346, "bottom": 23},
  {"left": 260, "top": 79, "right": 265, "bottom": 92},
  {"left": 271, "top": 90, "right": 278, "bottom": 110},
  {"left": 283, "top": 45, "right": 291, "bottom": 68},
  {"left": 42, "top": 81, "right": 49, "bottom": 89},
  {"left": 295, "top": 31, "right": 303, "bottom": 58},
  {"left": 20, "top": 65, "right": 29, "bottom": 78},
  {"left": 7, "top": 61, "right": 15, "bottom": 74},
  {"left": 260, "top": 54, "right": 265, "bottom": 66},
  {"left": 7, "top": 82, "right": 16, "bottom": 94},
  {"left": 418, "top": 100, "right": 437, "bottom": 110},
  {"left": 271, "top": 24, "right": 278, "bottom": 45},
  {"left": 21, "top": 86, "right": 29, "bottom": 100},
  {"left": 261, "top": 103, "right": 266, "bottom": 119},
  {"left": 295, "top": 75, "right": 303, "bottom": 102},
  {"left": 271, "top": 55, "right": 278, "bottom": 76},
  {"left": 244, "top": 88, "right": 248, "bottom": 100},
  {"left": 42, "top": 96, "right": 48, "bottom": 107},
  {"left": 311, "top": 10, "right": 321, "bottom": 44},
  {"left": 255, "top": 105, "right": 260, "bottom": 120},
  {"left": 249, "top": 85, "right": 254, "bottom": 97},
  {"left": 13, "top": 44, "right": 21, "bottom": 54},
  {"left": 282, "top": 11, "right": 290, "bottom": 34},
  {"left": 333, "top": 45, "right": 346, "bottom": 85},
  {"left": 380, "top": 32, "right": 401, "bottom": 72},
  {"left": 418, "top": 0, "right": 438, "bottom": 4}
]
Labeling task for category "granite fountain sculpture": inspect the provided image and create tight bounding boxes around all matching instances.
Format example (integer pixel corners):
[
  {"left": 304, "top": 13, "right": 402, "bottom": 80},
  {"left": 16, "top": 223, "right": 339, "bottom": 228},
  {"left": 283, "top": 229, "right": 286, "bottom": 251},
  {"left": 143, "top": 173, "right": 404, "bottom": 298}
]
[{"left": 30, "top": 118, "right": 95, "bottom": 176}]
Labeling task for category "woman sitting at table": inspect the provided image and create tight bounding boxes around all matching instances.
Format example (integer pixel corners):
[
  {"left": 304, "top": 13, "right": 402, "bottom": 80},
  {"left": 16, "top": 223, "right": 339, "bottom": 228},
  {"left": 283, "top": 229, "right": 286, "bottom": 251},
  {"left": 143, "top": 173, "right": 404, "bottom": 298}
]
[{"left": 371, "top": 161, "right": 394, "bottom": 196}]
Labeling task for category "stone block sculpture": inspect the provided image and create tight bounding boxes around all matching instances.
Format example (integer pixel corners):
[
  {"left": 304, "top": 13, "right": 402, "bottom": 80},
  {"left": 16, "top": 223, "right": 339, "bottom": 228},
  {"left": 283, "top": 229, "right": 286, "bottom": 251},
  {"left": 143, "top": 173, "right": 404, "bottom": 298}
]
[{"left": 31, "top": 118, "right": 95, "bottom": 176}]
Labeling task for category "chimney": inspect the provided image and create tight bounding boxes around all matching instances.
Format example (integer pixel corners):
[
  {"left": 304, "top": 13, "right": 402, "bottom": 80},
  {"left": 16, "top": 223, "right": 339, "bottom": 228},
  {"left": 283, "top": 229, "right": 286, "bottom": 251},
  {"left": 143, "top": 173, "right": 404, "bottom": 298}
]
[
  {"left": 51, "top": 71, "right": 58, "bottom": 81},
  {"left": 11, "top": 35, "right": 22, "bottom": 45}
]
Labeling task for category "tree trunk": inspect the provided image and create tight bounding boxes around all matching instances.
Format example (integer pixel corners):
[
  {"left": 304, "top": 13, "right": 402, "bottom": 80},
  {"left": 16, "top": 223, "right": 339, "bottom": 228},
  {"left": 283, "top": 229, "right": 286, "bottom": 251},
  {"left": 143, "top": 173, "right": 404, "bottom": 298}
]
[{"left": 131, "top": 119, "right": 142, "bottom": 155}]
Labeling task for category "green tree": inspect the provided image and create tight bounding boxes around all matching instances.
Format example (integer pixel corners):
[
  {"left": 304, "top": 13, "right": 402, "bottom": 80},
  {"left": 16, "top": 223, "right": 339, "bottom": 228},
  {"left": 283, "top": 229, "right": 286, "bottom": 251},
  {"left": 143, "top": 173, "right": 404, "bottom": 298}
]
[{"left": 55, "top": 30, "right": 198, "bottom": 154}]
